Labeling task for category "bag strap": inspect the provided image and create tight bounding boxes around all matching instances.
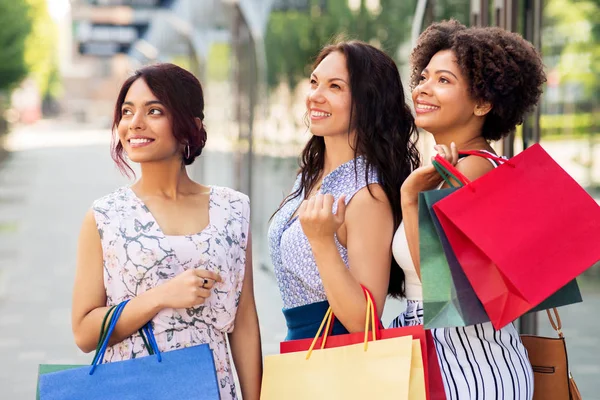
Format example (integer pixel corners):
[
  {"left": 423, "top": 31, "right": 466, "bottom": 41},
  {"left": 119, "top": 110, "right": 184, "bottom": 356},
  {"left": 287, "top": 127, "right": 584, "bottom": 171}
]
[
  {"left": 89, "top": 300, "right": 161, "bottom": 375},
  {"left": 458, "top": 149, "right": 511, "bottom": 166},
  {"left": 547, "top": 307, "right": 581, "bottom": 399},
  {"left": 91, "top": 305, "right": 118, "bottom": 365},
  {"left": 432, "top": 159, "right": 467, "bottom": 188},
  {"left": 306, "top": 286, "right": 380, "bottom": 359},
  {"left": 432, "top": 149, "right": 514, "bottom": 189},
  {"left": 547, "top": 307, "right": 564, "bottom": 338}
]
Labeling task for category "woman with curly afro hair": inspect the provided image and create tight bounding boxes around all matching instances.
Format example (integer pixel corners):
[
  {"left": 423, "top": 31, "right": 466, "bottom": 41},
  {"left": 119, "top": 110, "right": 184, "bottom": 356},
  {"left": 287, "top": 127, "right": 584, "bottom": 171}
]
[{"left": 389, "top": 20, "right": 546, "bottom": 399}]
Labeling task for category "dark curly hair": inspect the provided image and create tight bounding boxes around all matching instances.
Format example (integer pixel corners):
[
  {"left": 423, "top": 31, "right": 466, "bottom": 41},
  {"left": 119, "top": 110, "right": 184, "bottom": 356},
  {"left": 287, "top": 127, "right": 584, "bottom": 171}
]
[
  {"left": 111, "top": 63, "right": 207, "bottom": 177},
  {"left": 277, "top": 40, "right": 421, "bottom": 297},
  {"left": 410, "top": 20, "right": 547, "bottom": 141}
]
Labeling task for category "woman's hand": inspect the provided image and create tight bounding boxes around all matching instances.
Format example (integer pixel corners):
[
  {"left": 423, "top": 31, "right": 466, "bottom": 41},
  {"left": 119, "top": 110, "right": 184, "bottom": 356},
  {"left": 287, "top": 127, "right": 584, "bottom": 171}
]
[
  {"left": 400, "top": 142, "right": 458, "bottom": 206},
  {"left": 298, "top": 194, "right": 347, "bottom": 244},
  {"left": 156, "top": 268, "right": 222, "bottom": 309}
]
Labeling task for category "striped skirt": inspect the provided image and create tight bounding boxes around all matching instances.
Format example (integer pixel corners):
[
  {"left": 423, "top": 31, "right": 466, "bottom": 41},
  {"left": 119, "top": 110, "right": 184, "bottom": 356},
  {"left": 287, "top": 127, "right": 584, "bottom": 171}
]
[{"left": 390, "top": 300, "right": 534, "bottom": 400}]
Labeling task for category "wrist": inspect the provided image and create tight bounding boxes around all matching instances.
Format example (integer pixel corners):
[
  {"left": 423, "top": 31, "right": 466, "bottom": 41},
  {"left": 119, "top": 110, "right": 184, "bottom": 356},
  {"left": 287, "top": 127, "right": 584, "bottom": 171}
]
[
  {"left": 145, "top": 284, "right": 167, "bottom": 311},
  {"left": 308, "top": 236, "right": 337, "bottom": 253},
  {"left": 400, "top": 191, "right": 418, "bottom": 207}
]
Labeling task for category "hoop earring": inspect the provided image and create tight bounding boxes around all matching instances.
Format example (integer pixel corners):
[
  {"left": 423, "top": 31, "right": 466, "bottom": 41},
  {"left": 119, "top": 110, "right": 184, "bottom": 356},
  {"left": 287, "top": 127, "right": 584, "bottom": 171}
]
[{"left": 185, "top": 145, "right": 190, "bottom": 159}]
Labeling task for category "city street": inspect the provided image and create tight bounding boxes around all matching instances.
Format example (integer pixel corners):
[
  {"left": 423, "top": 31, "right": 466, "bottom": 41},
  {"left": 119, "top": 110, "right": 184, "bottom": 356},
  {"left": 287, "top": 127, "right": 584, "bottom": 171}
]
[{"left": 0, "top": 121, "right": 598, "bottom": 398}]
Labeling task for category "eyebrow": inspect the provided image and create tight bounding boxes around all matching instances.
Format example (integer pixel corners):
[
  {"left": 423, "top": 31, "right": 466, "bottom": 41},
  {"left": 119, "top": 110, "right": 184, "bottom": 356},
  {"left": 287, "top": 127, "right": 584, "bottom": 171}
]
[
  {"left": 423, "top": 68, "right": 459, "bottom": 80},
  {"left": 311, "top": 74, "right": 348, "bottom": 84},
  {"left": 122, "top": 100, "right": 163, "bottom": 107}
]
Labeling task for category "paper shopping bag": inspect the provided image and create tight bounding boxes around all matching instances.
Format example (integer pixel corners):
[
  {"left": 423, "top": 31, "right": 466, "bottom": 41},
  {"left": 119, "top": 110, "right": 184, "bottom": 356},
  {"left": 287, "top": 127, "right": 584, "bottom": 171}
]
[{"left": 432, "top": 144, "right": 600, "bottom": 329}]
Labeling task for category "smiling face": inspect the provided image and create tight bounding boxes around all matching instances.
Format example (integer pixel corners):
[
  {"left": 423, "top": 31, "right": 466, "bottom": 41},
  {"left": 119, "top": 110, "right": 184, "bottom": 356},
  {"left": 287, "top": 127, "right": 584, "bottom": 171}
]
[
  {"left": 117, "top": 78, "right": 181, "bottom": 164},
  {"left": 305, "top": 51, "right": 353, "bottom": 138},
  {"left": 412, "top": 49, "right": 481, "bottom": 135}
]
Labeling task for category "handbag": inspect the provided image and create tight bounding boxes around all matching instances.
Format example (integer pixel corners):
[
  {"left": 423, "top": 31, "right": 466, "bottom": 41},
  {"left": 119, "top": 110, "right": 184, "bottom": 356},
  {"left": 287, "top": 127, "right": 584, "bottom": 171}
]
[
  {"left": 262, "top": 287, "right": 423, "bottom": 399},
  {"left": 520, "top": 308, "right": 582, "bottom": 400},
  {"left": 431, "top": 146, "right": 597, "bottom": 329},
  {"left": 38, "top": 300, "right": 221, "bottom": 400}
]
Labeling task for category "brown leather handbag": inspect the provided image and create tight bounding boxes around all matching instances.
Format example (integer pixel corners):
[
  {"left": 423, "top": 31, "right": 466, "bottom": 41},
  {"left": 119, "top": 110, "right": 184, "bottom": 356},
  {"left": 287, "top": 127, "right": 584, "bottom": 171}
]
[{"left": 520, "top": 308, "right": 582, "bottom": 400}]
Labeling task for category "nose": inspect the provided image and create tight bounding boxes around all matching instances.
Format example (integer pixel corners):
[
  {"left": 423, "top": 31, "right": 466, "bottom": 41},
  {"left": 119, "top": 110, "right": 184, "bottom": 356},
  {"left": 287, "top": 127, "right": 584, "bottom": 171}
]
[
  {"left": 307, "top": 84, "right": 325, "bottom": 104},
  {"left": 129, "top": 111, "right": 144, "bottom": 130},
  {"left": 416, "top": 78, "right": 432, "bottom": 96}
]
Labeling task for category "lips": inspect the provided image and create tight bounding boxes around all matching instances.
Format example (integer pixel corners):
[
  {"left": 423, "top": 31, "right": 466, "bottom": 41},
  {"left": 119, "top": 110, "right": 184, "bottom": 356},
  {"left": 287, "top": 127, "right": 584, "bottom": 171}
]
[
  {"left": 414, "top": 101, "right": 440, "bottom": 114},
  {"left": 127, "top": 137, "right": 155, "bottom": 148},
  {"left": 310, "top": 109, "right": 332, "bottom": 121}
]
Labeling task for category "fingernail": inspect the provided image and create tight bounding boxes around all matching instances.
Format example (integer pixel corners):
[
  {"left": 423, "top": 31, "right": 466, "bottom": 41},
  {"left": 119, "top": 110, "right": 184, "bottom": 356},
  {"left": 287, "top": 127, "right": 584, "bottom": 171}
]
[{"left": 451, "top": 142, "right": 456, "bottom": 147}]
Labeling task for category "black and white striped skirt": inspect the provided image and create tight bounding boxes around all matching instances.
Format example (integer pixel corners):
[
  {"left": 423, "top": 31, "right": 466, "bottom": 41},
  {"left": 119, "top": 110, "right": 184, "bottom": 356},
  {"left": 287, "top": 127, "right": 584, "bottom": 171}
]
[{"left": 390, "top": 300, "right": 534, "bottom": 400}]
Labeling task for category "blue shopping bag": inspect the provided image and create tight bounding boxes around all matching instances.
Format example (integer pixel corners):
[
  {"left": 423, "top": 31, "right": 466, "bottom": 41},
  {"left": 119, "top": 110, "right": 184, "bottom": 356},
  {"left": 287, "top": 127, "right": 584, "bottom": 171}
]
[{"left": 38, "top": 301, "right": 221, "bottom": 400}]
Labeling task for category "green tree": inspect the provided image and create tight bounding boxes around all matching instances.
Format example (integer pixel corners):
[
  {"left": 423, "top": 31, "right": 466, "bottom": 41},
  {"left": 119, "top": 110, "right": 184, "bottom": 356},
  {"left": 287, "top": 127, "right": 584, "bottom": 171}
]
[
  {"left": 264, "top": 0, "right": 474, "bottom": 91},
  {"left": 24, "top": 0, "right": 60, "bottom": 98},
  {"left": 265, "top": 0, "right": 418, "bottom": 91},
  {"left": 0, "top": 0, "right": 33, "bottom": 92}
]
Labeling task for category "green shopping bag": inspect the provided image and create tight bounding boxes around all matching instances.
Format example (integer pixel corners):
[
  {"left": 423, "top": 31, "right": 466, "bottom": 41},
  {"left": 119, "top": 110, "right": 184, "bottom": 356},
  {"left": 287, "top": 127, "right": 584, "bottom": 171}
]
[
  {"left": 420, "top": 187, "right": 491, "bottom": 329},
  {"left": 37, "top": 365, "right": 80, "bottom": 400}
]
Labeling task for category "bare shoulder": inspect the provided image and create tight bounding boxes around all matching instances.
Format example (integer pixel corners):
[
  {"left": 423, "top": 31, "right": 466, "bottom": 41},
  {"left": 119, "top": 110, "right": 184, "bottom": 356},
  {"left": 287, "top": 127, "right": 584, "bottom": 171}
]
[
  {"left": 80, "top": 208, "right": 100, "bottom": 239},
  {"left": 346, "top": 183, "right": 391, "bottom": 214},
  {"left": 455, "top": 155, "right": 497, "bottom": 182}
]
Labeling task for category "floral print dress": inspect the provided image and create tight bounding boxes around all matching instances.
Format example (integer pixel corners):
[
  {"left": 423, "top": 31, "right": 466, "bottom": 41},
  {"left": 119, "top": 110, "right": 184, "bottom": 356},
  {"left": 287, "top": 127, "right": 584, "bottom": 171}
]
[{"left": 92, "top": 185, "right": 250, "bottom": 400}]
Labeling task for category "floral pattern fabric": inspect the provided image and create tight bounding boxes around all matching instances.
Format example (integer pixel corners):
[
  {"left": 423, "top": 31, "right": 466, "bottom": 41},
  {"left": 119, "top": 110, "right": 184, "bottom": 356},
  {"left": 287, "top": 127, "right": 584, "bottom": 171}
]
[{"left": 92, "top": 185, "right": 250, "bottom": 400}]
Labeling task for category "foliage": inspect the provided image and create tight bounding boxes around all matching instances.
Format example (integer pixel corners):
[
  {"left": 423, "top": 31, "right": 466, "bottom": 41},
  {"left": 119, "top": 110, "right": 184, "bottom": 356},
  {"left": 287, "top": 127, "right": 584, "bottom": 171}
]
[
  {"left": 24, "top": 0, "right": 60, "bottom": 97},
  {"left": 264, "top": 0, "right": 477, "bottom": 91},
  {"left": 0, "top": 0, "right": 33, "bottom": 93},
  {"left": 265, "top": 0, "right": 418, "bottom": 90}
]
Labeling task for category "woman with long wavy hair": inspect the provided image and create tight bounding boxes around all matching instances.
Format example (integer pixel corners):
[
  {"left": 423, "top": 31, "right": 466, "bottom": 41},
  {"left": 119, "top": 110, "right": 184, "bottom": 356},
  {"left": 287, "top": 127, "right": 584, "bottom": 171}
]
[{"left": 268, "top": 40, "right": 420, "bottom": 340}]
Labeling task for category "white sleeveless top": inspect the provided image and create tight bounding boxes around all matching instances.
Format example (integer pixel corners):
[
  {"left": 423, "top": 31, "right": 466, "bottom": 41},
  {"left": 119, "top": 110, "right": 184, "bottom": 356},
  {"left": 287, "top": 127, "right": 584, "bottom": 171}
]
[
  {"left": 392, "top": 223, "right": 422, "bottom": 300},
  {"left": 393, "top": 154, "right": 500, "bottom": 301}
]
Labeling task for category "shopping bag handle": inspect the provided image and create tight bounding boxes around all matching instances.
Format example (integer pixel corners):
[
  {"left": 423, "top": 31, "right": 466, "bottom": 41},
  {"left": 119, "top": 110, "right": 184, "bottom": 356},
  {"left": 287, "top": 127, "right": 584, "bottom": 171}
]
[
  {"left": 434, "top": 154, "right": 472, "bottom": 188},
  {"left": 459, "top": 149, "right": 514, "bottom": 167},
  {"left": 89, "top": 300, "right": 161, "bottom": 375},
  {"left": 433, "top": 150, "right": 514, "bottom": 191},
  {"left": 306, "top": 286, "right": 381, "bottom": 359},
  {"left": 432, "top": 159, "right": 468, "bottom": 188},
  {"left": 91, "top": 305, "right": 158, "bottom": 365}
]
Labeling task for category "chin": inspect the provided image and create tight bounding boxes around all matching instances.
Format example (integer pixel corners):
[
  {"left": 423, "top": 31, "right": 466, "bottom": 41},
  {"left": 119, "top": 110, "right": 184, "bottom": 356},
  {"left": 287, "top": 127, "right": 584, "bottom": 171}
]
[{"left": 415, "top": 120, "right": 439, "bottom": 134}]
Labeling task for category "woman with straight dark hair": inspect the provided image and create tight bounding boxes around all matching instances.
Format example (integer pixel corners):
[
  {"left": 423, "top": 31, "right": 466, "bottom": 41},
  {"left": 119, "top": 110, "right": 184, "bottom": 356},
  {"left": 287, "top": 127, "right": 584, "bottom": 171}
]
[
  {"left": 71, "top": 63, "right": 262, "bottom": 400},
  {"left": 268, "top": 40, "right": 420, "bottom": 340}
]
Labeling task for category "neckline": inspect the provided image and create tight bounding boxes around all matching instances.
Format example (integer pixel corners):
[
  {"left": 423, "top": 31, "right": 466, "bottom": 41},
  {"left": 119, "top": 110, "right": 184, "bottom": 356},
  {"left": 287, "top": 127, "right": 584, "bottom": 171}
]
[
  {"left": 320, "top": 155, "right": 365, "bottom": 189},
  {"left": 287, "top": 155, "right": 365, "bottom": 221},
  {"left": 125, "top": 186, "right": 214, "bottom": 237}
]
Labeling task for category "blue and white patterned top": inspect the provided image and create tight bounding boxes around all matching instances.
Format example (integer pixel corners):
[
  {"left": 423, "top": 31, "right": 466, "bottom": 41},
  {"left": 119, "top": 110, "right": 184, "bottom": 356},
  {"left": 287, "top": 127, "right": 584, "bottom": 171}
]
[{"left": 268, "top": 156, "right": 379, "bottom": 309}]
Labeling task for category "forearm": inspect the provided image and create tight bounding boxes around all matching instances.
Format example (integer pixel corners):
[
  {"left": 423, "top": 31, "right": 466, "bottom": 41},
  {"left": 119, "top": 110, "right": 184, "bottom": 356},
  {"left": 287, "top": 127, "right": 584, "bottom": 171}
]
[
  {"left": 401, "top": 197, "right": 421, "bottom": 278},
  {"left": 73, "top": 286, "right": 165, "bottom": 353},
  {"left": 229, "top": 312, "right": 262, "bottom": 400},
  {"left": 310, "top": 239, "right": 369, "bottom": 332}
]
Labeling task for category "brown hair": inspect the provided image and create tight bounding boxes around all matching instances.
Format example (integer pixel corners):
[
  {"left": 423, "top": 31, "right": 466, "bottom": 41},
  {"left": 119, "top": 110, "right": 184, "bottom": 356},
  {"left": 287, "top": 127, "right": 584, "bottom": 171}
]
[
  {"left": 278, "top": 40, "right": 420, "bottom": 297},
  {"left": 111, "top": 63, "right": 207, "bottom": 177}
]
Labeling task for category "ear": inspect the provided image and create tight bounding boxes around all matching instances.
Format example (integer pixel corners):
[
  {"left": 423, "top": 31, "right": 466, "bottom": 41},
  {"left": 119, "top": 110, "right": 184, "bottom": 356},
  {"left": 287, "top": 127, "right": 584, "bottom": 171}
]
[
  {"left": 195, "top": 117, "right": 203, "bottom": 131},
  {"left": 474, "top": 102, "right": 492, "bottom": 117}
]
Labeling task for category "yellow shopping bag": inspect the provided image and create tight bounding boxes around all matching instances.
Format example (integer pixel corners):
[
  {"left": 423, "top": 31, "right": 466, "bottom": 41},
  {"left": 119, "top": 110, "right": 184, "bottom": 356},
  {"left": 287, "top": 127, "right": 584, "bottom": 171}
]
[
  {"left": 409, "top": 339, "right": 426, "bottom": 400},
  {"left": 261, "top": 292, "right": 421, "bottom": 400}
]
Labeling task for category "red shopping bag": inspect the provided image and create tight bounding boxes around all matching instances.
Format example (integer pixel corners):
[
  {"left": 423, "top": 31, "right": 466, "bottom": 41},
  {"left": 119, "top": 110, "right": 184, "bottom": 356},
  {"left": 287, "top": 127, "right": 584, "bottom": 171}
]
[
  {"left": 432, "top": 144, "right": 600, "bottom": 329},
  {"left": 281, "top": 287, "right": 447, "bottom": 400}
]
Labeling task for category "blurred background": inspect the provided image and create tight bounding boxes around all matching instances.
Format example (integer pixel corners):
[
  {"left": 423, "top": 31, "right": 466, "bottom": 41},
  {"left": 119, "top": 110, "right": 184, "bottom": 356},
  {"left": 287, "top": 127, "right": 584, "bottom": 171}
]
[{"left": 0, "top": 0, "right": 598, "bottom": 398}]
